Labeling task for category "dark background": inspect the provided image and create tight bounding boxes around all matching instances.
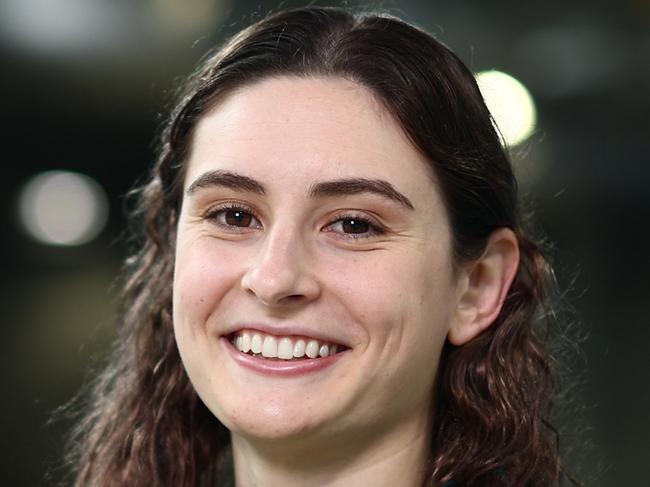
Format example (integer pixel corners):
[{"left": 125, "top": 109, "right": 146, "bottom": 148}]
[{"left": 1, "top": 0, "right": 648, "bottom": 485}]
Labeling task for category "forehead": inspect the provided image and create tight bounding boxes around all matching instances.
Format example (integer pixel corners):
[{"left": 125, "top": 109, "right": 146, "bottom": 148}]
[{"left": 185, "top": 76, "right": 439, "bottom": 202}]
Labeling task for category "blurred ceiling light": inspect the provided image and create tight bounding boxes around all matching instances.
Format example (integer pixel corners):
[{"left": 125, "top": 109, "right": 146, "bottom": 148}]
[
  {"left": 476, "top": 70, "right": 537, "bottom": 147},
  {"left": 152, "top": 0, "right": 224, "bottom": 36},
  {"left": 0, "top": 0, "right": 126, "bottom": 55},
  {"left": 18, "top": 171, "right": 109, "bottom": 247},
  {"left": 0, "top": 0, "right": 224, "bottom": 57}
]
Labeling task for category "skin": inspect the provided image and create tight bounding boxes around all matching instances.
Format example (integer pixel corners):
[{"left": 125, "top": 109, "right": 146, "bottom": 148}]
[{"left": 172, "top": 76, "right": 519, "bottom": 486}]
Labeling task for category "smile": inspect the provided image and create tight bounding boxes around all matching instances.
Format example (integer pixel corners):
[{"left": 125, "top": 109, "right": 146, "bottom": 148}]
[{"left": 229, "top": 330, "right": 348, "bottom": 361}]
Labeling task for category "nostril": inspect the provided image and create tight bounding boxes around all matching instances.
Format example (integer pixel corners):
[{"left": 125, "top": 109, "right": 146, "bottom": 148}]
[{"left": 284, "top": 294, "right": 307, "bottom": 303}]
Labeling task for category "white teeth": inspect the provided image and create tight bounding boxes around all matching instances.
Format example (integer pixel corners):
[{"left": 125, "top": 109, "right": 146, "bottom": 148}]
[
  {"left": 241, "top": 332, "right": 251, "bottom": 353},
  {"left": 278, "top": 338, "right": 293, "bottom": 359},
  {"left": 319, "top": 344, "right": 329, "bottom": 357},
  {"left": 305, "top": 340, "right": 319, "bottom": 358},
  {"left": 233, "top": 331, "right": 343, "bottom": 360},
  {"left": 293, "top": 339, "right": 306, "bottom": 358},
  {"left": 251, "top": 334, "right": 262, "bottom": 354},
  {"left": 262, "top": 336, "right": 278, "bottom": 358}
]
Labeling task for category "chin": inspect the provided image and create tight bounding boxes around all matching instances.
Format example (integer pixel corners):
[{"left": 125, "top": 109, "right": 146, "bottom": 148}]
[{"left": 214, "top": 393, "right": 335, "bottom": 441}]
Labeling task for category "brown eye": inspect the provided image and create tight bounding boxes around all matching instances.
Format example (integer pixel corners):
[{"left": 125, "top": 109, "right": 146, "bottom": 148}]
[
  {"left": 341, "top": 218, "right": 370, "bottom": 234},
  {"left": 323, "top": 213, "right": 384, "bottom": 241},
  {"left": 208, "top": 205, "right": 262, "bottom": 230},
  {"left": 225, "top": 209, "right": 253, "bottom": 227}
]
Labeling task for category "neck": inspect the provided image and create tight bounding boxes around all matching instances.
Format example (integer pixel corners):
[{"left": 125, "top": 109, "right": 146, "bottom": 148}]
[{"left": 230, "top": 416, "right": 431, "bottom": 487}]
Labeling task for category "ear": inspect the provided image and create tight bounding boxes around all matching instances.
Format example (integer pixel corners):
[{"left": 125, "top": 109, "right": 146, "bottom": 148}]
[{"left": 448, "top": 228, "right": 520, "bottom": 346}]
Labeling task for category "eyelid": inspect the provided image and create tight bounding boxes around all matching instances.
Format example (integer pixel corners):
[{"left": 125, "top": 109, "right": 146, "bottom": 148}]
[
  {"left": 202, "top": 200, "right": 257, "bottom": 217},
  {"left": 323, "top": 210, "right": 387, "bottom": 239},
  {"left": 203, "top": 200, "right": 263, "bottom": 230}
]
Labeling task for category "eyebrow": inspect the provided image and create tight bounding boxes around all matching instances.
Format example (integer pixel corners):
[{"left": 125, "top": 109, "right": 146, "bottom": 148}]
[
  {"left": 186, "top": 170, "right": 414, "bottom": 210},
  {"left": 186, "top": 170, "right": 266, "bottom": 195},
  {"left": 308, "top": 178, "right": 414, "bottom": 210}
]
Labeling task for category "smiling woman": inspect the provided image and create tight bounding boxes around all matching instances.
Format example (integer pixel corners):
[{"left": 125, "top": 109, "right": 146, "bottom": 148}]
[
  {"left": 64, "top": 6, "right": 579, "bottom": 487},
  {"left": 174, "top": 77, "right": 465, "bottom": 478}
]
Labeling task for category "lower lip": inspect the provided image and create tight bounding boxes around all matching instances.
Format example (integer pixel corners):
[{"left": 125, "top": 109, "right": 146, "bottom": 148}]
[{"left": 222, "top": 337, "right": 346, "bottom": 377}]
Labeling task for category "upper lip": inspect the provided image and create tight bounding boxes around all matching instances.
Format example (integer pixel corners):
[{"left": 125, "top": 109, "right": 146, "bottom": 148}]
[{"left": 220, "top": 322, "right": 351, "bottom": 347}]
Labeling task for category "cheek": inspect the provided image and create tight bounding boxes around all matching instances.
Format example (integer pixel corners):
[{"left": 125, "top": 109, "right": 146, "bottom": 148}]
[
  {"left": 327, "top": 245, "right": 454, "bottom": 337},
  {"left": 172, "top": 238, "right": 245, "bottom": 411},
  {"left": 335, "top": 246, "right": 453, "bottom": 370},
  {"left": 172, "top": 238, "right": 242, "bottom": 331},
  {"left": 320, "top": 248, "right": 453, "bottom": 421}
]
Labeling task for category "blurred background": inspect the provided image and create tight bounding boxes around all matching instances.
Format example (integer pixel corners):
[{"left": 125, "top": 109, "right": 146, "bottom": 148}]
[{"left": 1, "top": 0, "right": 648, "bottom": 485}]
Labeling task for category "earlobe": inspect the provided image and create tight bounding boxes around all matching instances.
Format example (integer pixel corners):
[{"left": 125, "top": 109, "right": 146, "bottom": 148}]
[{"left": 448, "top": 228, "right": 520, "bottom": 346}]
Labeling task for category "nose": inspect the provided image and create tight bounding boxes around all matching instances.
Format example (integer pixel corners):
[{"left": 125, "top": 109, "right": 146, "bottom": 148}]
[{"left": 240, "top": 226, "right": 320, "bottom": 307}]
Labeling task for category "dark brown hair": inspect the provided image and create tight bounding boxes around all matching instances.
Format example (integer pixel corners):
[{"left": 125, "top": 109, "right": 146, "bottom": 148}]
[{"left": 65, "top": 6, "right": 578, "bottom": 486}]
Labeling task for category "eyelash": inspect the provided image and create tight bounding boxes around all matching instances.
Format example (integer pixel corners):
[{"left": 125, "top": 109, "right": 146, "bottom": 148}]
[
  {"left": 203, "top": 203, "right": 386, "bottom": 240},
  {"left": 204, "top": 202, "right": 262, "bottom": 232},
  {"left": 322, "top": 211, "right": 386, "bottom": 240}
]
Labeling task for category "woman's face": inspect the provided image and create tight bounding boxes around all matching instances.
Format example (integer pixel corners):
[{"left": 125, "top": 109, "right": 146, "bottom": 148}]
[{"left": 173, "top": 76, "right": 464, "bottom": 445}]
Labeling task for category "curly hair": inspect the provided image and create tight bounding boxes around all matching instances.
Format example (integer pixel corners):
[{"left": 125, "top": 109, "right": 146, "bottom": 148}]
[{"left": 64, "top": 6, "right": 579, "bottom": 487}]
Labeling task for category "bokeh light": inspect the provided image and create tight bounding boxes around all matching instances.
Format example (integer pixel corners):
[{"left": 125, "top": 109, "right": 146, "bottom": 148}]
[
  {"left": 0, "top": 0, "right": 225, "bottom": 57},
  {"left": 18, "top": 170, "right": 109, "bottom": 246},
  {"left": 476, "top": 70, "right": 537, "bottom": 147}
]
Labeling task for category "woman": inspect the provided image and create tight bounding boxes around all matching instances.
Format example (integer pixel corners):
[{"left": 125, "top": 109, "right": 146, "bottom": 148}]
[{"left": 66, "top": 6, "right": 577, "bottom": 487}]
